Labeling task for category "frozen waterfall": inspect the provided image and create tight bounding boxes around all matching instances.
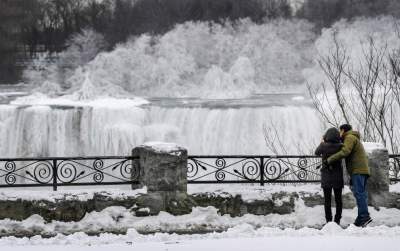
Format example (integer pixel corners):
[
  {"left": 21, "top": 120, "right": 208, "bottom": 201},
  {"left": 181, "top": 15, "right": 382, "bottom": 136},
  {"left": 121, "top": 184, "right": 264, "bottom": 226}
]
[{"left": 0, "top": 100, "right": 323, "bottom": 157}]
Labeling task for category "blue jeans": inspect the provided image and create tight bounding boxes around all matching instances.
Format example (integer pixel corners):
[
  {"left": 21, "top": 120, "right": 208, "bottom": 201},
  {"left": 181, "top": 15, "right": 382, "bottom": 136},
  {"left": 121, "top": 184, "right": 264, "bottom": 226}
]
[{"left": 351, "top": 174, "right": 369, "bottom": 221}]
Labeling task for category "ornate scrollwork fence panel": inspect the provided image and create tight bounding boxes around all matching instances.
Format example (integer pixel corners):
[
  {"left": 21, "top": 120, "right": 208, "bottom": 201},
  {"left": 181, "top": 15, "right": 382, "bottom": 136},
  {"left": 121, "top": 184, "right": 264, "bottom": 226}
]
[
  {"left": 0, "top": 156, "right": 139, "bottom": 190},
  {"left": 187, "top": 155, "right": 322, "bottom": 184},
  {"left": 3, "top": 154, "right": 397, "bottom": 189},
  {"left": 389, "top": 154, "right": 400, "bottom": 183}
]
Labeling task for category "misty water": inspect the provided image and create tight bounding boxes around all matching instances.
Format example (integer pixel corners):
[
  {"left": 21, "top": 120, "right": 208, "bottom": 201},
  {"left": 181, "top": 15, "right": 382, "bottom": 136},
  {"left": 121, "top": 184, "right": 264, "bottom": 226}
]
[{"left": 0, "top": 90, "right": 323, "bottom": 157}]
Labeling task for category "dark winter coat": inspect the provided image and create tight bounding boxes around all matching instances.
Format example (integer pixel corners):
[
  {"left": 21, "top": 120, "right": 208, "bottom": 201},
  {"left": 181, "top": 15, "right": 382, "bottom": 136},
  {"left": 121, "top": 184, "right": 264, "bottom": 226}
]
[
  {"left": 315, "top": 128, "right": 344, "bottom": 189},
  {"left": 327, "top": 130, "right": 370, "bottom": 176}
]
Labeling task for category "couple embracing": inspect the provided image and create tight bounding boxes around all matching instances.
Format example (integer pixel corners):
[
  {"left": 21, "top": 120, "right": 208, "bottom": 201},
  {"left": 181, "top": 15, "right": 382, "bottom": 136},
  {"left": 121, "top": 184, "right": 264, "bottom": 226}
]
[{"left": 315, "top": 124, "right": 372, "bottom": 227}]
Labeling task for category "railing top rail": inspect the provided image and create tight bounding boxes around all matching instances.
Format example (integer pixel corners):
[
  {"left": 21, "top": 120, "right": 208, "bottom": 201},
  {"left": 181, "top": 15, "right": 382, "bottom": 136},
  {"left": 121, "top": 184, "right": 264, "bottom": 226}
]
[
  {"left": 0, "top": 155, "right": 323, "bottom": 161},
  {"left": 2, "top": 153, "right": 398, "bottom": 162},
  {"left": 2, "top": 154, "right": 398, "bottom": 160},
  {"left": 0, "top": 156, "right": 137, "bottom": 161},
  {"left": 188, "top": 155, "right": 321, "bottom": 158}
]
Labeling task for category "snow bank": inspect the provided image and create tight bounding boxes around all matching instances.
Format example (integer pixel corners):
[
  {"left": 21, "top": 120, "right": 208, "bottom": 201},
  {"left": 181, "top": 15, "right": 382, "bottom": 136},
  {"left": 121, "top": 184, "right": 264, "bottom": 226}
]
[
  {"left": 1, "top": 219, "right": 400, "bottom": 251},
  {"left": 0, "top": 198, "right": 400, "bottom": 237}
]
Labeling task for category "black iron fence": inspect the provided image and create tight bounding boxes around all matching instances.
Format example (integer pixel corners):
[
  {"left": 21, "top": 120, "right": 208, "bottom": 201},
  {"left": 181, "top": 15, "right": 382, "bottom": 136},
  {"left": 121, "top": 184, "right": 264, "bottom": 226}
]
[
  {"left": 0, "top": 156, "right": 139, "bottom": 190},
  {"left": 187, "top": 155, "right": 322, "bottom": 185},
  {"left": 188, "top": 154, "right": 400, "bottom": 184},
  {"left": 0, "top": 154, "right": 399, "bottom": 190}
]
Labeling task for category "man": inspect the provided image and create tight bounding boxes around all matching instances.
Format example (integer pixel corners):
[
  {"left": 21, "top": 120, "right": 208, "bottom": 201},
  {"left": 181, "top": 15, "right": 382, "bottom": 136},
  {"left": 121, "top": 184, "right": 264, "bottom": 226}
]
[{"left": 327, "top": 124, "right": 372, "bottom": 227}]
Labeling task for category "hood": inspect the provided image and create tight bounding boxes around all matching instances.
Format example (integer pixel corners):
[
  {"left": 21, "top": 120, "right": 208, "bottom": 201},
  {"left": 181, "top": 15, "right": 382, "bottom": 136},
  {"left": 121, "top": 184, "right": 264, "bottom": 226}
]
[
  {"left": 323, "top": 127, "right": 341, "bottom": 143},
  {"left": 344, "top": 130, "right": 361, "bottom": 140}
]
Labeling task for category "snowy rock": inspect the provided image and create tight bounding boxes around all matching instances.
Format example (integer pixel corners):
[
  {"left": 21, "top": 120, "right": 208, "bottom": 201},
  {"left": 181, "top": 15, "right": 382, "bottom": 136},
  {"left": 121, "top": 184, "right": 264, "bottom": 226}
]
[
  {"left": 131, "top": 143, "right": 195, "bottom": 215},
  {"left": 366, "top": 144, "right": 390, "bottom": 208},
  {"left": 0, "top": 190, "right": 146, "bottom": 222},
  {"left": 132, "top": 142, "right": 187, "bottom": 192}
]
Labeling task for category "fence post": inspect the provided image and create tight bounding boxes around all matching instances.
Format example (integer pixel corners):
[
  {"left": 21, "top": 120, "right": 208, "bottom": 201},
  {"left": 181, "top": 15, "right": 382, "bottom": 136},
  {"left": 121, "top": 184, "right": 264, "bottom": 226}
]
[
  {"left": 52, "top": 159, "right": 58, "bottom": 191},
  {"left": 365, "top": 144, "right": 390, "bottom": 207},
  {"left": 260, "top": 157, "right": 265, "bottom": 186},
  {"left": 132, "top": 143, "right": 194, "bottom": 215}
]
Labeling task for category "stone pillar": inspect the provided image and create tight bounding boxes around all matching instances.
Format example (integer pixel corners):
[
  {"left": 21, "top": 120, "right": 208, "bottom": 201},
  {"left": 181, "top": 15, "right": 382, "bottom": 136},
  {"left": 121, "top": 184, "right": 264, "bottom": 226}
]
[
  {"left": 364, "top": 143, "right": 390, "bottom": 207},
  {"left": 131, "top": 142, "right": 195, "bottom": 215}
]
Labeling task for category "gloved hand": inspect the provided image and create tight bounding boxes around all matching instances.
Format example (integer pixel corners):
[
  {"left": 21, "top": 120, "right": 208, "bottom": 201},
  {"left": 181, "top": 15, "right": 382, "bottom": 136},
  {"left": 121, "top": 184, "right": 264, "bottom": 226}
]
[{"left": 322, "top": 159, "right": 332, "bottom": 170}]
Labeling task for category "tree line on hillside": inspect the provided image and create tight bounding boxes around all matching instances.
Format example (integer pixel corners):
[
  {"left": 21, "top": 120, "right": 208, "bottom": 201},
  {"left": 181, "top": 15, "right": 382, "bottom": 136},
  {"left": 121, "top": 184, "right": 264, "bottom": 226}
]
[{"left": 1, "top": 0, "right": 399, "bottom": 84}]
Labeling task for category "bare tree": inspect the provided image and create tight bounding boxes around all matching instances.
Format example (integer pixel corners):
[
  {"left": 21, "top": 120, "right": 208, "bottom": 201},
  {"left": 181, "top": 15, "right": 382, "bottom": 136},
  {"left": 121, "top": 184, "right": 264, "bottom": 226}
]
[
  {"left": 307, "top": 32, "right": 350, "bottom": 127},
  {"left": 308, "top": 32, "right": 400, "bottom": 153},
  {"left": 262, "top": 120, "right": 289, "bottom": 155}
]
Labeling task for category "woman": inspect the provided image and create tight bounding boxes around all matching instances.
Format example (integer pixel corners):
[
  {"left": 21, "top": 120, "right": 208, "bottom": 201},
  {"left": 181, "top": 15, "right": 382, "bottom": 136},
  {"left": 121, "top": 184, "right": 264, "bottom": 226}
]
[{"left": 315, "top": 127, "right": 344, "bottom": 225}]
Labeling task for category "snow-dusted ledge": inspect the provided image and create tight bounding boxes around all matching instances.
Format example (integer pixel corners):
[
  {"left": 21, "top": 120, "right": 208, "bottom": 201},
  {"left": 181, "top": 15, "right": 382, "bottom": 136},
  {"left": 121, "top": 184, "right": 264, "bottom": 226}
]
[
  {"left": 0, "top": 187, "right": 147, "bottom": 202},
  {"left": 141, "top": 141, "right": 185, "bottom": 156}
]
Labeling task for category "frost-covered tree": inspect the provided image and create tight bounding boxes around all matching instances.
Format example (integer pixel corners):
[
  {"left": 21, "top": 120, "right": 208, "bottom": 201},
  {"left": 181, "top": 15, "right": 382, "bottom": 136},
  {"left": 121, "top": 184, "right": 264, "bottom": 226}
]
[
  {"left": 64, "top": 19, "right": 315, "bottom": 98},
  {"left": 60, "top": 28, "right": 107, "bottom": 88},
  {"left": 23, "top": 28, "right": 106, "bottom": 93}
]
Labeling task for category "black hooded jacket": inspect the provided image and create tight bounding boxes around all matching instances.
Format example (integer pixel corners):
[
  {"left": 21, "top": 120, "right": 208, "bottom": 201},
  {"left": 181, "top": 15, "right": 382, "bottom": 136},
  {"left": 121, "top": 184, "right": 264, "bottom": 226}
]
[{"left": 315, "top": 128, "right": 344, "bottom": 189}]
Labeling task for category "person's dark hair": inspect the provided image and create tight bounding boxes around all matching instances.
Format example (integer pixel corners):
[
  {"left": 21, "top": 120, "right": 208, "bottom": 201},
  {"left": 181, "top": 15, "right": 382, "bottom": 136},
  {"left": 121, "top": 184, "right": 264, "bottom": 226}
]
[
  {"left": 323, "top": 127, "right": 341, "bottom": 143},
  {"left": 339, "top": 124, "right": 352, "bottom": 132}
]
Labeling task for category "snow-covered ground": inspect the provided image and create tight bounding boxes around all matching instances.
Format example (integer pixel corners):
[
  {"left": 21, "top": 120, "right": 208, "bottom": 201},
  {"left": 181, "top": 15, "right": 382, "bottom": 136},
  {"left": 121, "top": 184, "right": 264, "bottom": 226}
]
[
  {"left": 0, "top": 223, "right": 399, "bottom": 251},
  {"left": 1, "top": 198, "right": 400, "bottom": 237},
  {"left": 0, "top": 186, "right": 399, "bottom": 250}
]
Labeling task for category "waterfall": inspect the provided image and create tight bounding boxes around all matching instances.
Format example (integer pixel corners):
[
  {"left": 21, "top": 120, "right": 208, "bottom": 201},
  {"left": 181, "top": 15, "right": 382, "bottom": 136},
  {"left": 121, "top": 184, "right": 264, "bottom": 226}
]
[{"left": 0, "top": 102, "right": 324, "bottom": 157}]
